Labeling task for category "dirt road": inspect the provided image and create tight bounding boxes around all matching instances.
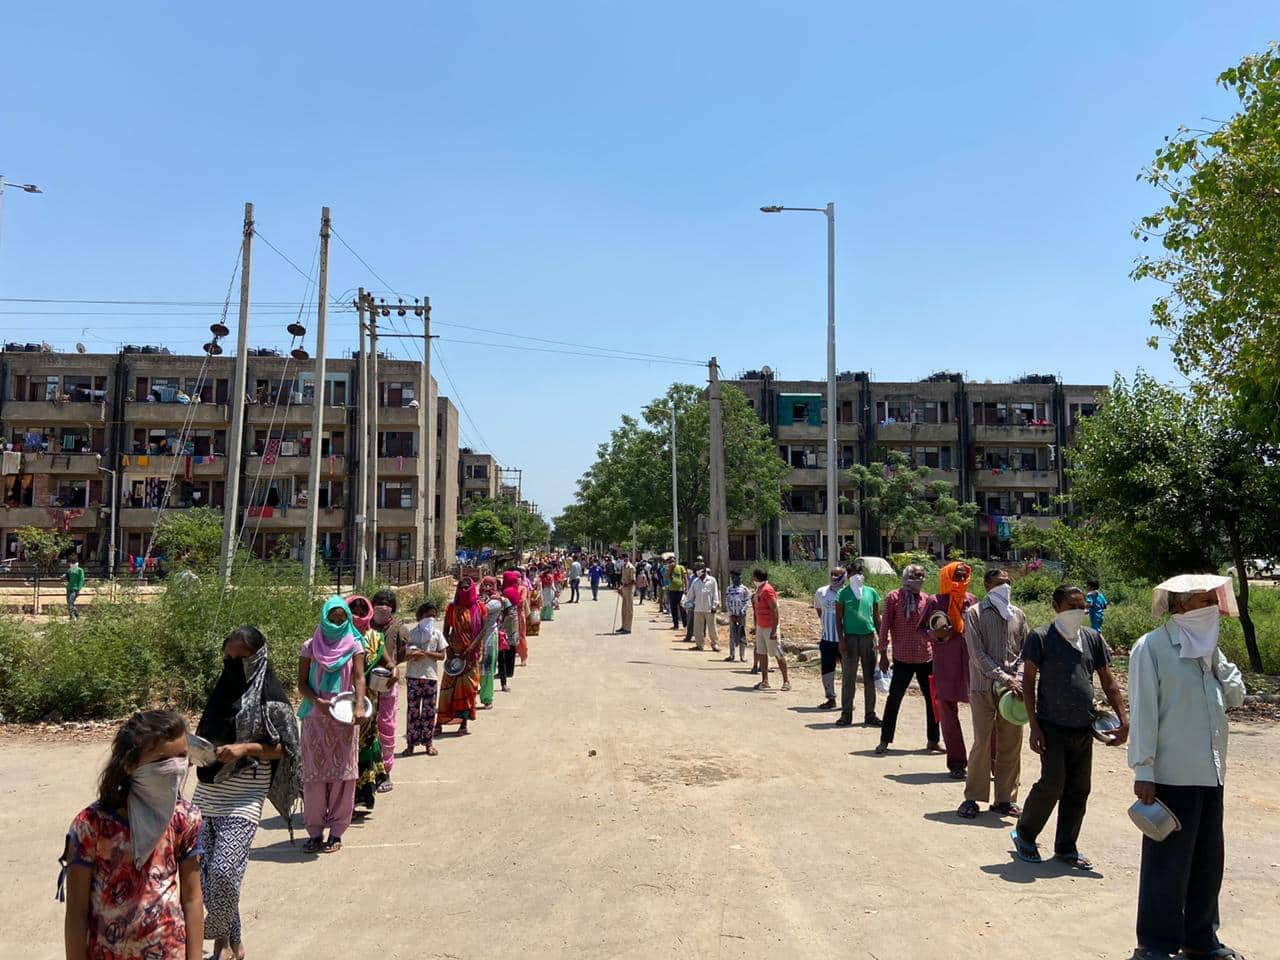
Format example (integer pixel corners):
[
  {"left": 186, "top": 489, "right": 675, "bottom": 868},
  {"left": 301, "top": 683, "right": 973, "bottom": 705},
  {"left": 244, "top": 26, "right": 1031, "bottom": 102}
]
[{"left": 2, "top": 593, "right": 1277, "bottom": 959}]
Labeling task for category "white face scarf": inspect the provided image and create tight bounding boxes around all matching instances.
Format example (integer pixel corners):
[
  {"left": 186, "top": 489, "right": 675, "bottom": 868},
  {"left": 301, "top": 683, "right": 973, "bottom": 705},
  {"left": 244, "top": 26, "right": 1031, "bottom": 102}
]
[
  {"left": 850, "top": 574, "right": 865, "bottom": 599},
  {"left": 1054, "top": 608, "right": 1089, "bottom": 651},
  {"left": 128, "top": 756, "right": 188, "bottom": 867},
  {"left": 987, "top": 583, "right": 1013, "bottom": 621},
  {"left": 1172, "top": 605, "right": 1221, "bottom": 662}
]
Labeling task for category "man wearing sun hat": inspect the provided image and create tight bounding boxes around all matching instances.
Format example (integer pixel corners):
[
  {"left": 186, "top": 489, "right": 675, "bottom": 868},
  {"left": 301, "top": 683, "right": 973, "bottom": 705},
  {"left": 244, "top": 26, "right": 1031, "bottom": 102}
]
[{"left": 1128, "top": 574, "right": 1247, "bottom": 960}]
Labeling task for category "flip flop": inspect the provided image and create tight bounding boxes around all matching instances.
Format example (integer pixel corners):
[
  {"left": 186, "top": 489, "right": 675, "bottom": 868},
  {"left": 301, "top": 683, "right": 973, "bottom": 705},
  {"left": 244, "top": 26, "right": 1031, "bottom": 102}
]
[
  {"left": 957, "top": 800, "right": 980, "bottom": 819},
  {"left": 1052, "top": 852, "right": 1093, "bottom": 870},
  {"left": 753, "top": 681, "right": 772, "bottom": 690},
  {"left": 302, "top": 837, "right": 324, "bottom": 855},
  {"left": 1011, "top": 828, "right": 1042, "bottom": 863}
]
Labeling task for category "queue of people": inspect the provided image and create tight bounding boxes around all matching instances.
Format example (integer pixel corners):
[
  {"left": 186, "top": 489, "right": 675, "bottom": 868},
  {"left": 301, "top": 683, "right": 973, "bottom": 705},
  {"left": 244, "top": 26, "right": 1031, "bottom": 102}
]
[
  {"left": 59, "top": 560, "right": 569, "bottom": 960},
  {"left": 650, "top": 558, "right": 1248, "bottom": 960}
]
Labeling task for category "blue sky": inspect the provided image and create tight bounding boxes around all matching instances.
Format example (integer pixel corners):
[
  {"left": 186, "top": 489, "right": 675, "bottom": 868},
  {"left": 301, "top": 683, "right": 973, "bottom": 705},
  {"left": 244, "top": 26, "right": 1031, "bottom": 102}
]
[{"left": 2, "top": 3, "right": 1275, "bottom": 517}]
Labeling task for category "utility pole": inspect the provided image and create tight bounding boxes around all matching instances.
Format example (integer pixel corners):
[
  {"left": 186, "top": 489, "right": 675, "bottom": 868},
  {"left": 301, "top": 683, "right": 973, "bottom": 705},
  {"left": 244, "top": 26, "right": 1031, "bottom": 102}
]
[
  {"left": 355, "top": 288, "right": 369, "bottom": 588},
  {"left": 220, "top": 202, "right": 253, "bottom": 586},
  {"left": 366, "top": 302, "right": 379, "bottom": 583},
  {"left": 824, "top": 202, "right": 838, "bottom": 565},
  {"left": 707, "top": 357, "right": 730, "bottom": 590},
  {"left": 303, "top": 207, "right": 331, "bottom": 589},
  {"left": 421, "top": 296, "right": 434, "bottom": 589},
  {"left": 670, "top": 404, "right": 679, "bottom": 564}
]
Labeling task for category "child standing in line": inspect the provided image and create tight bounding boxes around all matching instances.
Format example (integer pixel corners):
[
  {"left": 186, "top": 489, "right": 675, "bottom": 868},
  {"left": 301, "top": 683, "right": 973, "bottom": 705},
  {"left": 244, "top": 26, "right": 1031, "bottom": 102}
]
[{"left": 59, "top": 709, "right": 204, "bottom": 960}]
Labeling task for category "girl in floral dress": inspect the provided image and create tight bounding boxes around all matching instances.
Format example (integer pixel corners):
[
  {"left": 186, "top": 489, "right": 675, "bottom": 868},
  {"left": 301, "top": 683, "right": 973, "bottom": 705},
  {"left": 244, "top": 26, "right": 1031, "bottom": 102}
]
[{"left": 59, "top": 709, "right": 204, "bottom": 960}]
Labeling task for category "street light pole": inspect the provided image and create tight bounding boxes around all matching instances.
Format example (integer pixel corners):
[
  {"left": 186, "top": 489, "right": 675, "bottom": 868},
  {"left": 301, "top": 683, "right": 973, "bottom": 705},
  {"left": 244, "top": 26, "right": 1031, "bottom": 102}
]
[
  {"left": 760, "top": 202, "right": 839, "bottom": 564},
  {"left": 97, "top": 462, "right": 117, "bottom": 579}
]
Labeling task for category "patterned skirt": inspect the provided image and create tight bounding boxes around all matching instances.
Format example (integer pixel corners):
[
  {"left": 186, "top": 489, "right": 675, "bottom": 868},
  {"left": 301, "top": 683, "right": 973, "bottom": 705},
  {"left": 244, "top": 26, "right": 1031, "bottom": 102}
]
[{"left": 300, "top": 711, "right": 358, "bottom": 783}]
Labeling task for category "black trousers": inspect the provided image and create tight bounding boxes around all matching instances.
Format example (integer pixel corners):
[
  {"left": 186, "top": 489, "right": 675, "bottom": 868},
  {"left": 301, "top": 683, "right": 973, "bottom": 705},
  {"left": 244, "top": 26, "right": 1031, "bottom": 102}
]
[
  {"left": 591, "top": 581, "right": 600, "bottom": 600},
  {"left": 497, "top": 647, "right": 517, "bottom": 683},
  {"left": 668, "top": 591, "right": 686, "bottom": 628},
  {"left": 1015, "top": 721, "right": 1093, "bottom": 855},
  {"left": 569, "top": 578, "right": 580, "bottom": 602},
  {"left": 880, "top": 660, "right": 939, "bottom": 745},
  {"left": 1136, "top": 784, "right": 1225, "bottom": 956}
]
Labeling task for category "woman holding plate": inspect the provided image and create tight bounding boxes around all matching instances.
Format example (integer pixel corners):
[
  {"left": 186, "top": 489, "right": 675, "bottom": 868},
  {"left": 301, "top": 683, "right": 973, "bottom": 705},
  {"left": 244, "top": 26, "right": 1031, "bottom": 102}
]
[
  {"left": 436, "top": 577, "right": 485, "bottom": 735},
  {"left": 296, "top": 596, "right": 367, "bottom": 854}
]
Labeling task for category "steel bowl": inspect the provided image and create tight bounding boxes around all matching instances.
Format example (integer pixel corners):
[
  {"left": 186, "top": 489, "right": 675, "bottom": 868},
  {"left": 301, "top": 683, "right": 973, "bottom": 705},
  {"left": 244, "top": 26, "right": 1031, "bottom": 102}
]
[
  {"left": 444, "top": 655, "right": 468, "bottom": 677},
  {"left": 369, "top": 666, "right": 394, "bottom": 693},
  {"left": 1128, "top": 798, "right": 1181, "bottom": 842},
  {"left": 1091, "top": 710, "right": 1122, "bottom": 743}
]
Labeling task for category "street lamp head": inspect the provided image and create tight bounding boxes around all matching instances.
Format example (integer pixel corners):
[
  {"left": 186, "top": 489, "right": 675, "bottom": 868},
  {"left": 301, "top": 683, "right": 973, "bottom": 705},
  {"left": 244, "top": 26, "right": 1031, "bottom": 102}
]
[
  {"left": 759, "top": 205, "right": 783, "bottom": 213},
  {"left": 19, "top": 184, "right": 42, "bottom": 194}
]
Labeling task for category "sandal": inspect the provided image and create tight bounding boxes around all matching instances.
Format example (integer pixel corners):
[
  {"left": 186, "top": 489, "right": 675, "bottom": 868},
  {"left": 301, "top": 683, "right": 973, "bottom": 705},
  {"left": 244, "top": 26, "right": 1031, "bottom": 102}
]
[
  {"left": 991, "top": 802, "right": 1021, "bottom": 817},
  {"left": 753, "top": 681, "right": 771, "bottom": 690},
  {"left": 376, "top": 780, "right": 394, "bottom": 794},
  {"left": 957, "top": 800, "right": 980, "bottom": 819},
  {"left": 425, "top": 746, "right": 439, "bottom": 756},
  {"left": 780, "top": 682, "right": 791, "bottom": 691},
  {"left": 1010, "top": 828, "right": 1042, "bottom": 863},
  {"left": 302, "top": 837, "right": 324, "bottom": 855},
  {"left": 1052, "top": 852, "right": 1093, "bottom": 870},
  {"left": 321, "top": 837, "right": 342, "bottom": 853}
]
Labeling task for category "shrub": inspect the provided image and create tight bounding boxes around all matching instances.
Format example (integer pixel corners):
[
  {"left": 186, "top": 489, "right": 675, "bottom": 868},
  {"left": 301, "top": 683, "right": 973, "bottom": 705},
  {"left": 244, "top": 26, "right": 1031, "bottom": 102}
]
[{"left": 1011, "top": 570, "right": 1062, "bottom": 604}]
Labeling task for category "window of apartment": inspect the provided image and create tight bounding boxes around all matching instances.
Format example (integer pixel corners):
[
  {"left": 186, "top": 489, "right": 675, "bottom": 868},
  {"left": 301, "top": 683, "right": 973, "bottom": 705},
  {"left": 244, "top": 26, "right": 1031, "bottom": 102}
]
[
  {"left": 379, "top": 431, "right": 416, "bottom": 458},
  {"left": 318, "top": 480, "right": 345, "bottom": 509},
  {"left": 253, "top": 430, "right": 304, "bottom": 456},
  {"left": 51, "top": 480, "right": 89, "bottom": 507},
  {"left": 728, "top": 533, "right": 758, "bottom": 562},
  {"left": 838, "top": 400, "right": 855, "bottom": 424},
  {"left": 378, "top": 531, "right": 412, "bottom": 561},
  {"left": 1008, "top": 401, "right": 1049, "bottom": 425},
  {"left": 779, "top": 445, "right": 822, "bottom": 469},
  {"left": 839, "top": 445, "right": 856, "bottom": 469},
  {"left": 791, "top": 401, "right": 809, "bottom": 423},
  {"left": 1068, "top": 401, "right": 1096, "bottom": 423},
  {"left": 915, "top": 445, "right": 952, "bottom": 469},
  {"left": 246, "top": 477, "right": 295, "bottom": 509},
  {"left": 381, "top": 381, "right": 416, "bottom": 407},
  {"left": 379, "top": 481, "right": 414, "bottom": 509},
  {"left": 972, "top": 401, "right": 1005, "bottom": 425},
  {"left": 786, "top": 490, "right": 819, "bottom": 513},
  {"left": 302, "top": 374, "right": 349, "bottom": 406},
  {"left": 25, "top": 375, "right": 61, "bottom": 400},
  {"left": 466, "top": 462, "right": 489, "bottom": 480}
]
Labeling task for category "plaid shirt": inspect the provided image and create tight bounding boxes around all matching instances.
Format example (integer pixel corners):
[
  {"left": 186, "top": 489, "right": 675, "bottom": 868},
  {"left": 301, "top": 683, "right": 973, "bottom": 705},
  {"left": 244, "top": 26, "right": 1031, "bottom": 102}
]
[
  {"left": 877, "top": 587, "right": 932, "bottom": 664},
  {"left": 725, "top": 583, "right": 750, "bottom": 617}
]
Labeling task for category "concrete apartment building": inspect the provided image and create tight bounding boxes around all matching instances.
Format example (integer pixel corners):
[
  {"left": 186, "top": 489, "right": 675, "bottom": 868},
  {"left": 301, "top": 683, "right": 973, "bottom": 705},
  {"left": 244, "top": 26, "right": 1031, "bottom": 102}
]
[
  {"left": 0, "top": 344, "right": 461, "bottom": 573},
  {"left": 458, "top": 449, "right": 500, "bottom": 511},
  {"left": 727, "top": 369, "right": 1104, "bottom": 563}
]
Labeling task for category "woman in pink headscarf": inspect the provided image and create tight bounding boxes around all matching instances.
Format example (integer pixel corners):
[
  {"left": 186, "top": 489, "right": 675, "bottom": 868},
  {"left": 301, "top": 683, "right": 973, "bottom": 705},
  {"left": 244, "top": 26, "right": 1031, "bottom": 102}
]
[
  {"left": 436, "top": 578, "right": 484, "bottom": 735},
  {"left": 500, "top": 570, "right": 524, "bottom": 691}
]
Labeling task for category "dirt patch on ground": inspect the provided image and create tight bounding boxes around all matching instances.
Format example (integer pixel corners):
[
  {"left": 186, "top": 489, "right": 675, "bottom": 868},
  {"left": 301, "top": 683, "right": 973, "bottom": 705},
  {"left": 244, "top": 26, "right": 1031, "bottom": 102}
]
[{"left": 626, "top": 753, "right": 739, "bottom": 789}]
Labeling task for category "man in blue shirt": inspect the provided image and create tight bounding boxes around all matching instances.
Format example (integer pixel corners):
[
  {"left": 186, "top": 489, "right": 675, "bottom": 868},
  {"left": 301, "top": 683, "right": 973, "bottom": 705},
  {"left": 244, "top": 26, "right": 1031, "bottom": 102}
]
[
  {"left": 588, "top": 560, "right": 604, "bottom": 601},
  {"left": 1085, "top": 580, "right": 1108, "bottom": 633}
]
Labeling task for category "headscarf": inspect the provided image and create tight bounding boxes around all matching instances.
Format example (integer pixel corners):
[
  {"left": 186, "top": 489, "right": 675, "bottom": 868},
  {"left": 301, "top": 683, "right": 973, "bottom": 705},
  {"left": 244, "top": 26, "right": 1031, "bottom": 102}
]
[
  {"left": 938, "top": 562, "right": 971, "bottom": 635},
  {"left": 446, "top": 577, "right": 485, "bottom": 657},
  {"left": 502, "top": 570, "right": 522, "bottom": 608},
  {"left": 309, "top": 595, "right": 361, "bottom": 669},
  {"left": 196, "top": 635, "right": 304, "bottom": 837},
  {"left": 345, "top": 594, "right": 373, "bottom": 634},
  {"left": 479, "top": 575, "right": 498, "bottom": 598}
]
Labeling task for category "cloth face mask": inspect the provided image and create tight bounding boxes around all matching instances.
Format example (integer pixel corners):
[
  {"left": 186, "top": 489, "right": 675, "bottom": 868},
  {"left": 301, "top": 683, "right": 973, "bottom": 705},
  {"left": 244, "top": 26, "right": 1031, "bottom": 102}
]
[
  {"left": 128, "top": 756, "right": 189, "bottom": 867},
  {"left": 1172, "top": 605, "right": 1221, "bottom": 661},
  {"left": 987, "top": 583, "right": 1013, "bottom": 621},
  {"left": 1054, "top": 608, "right": 1089, "bottom": 650}
]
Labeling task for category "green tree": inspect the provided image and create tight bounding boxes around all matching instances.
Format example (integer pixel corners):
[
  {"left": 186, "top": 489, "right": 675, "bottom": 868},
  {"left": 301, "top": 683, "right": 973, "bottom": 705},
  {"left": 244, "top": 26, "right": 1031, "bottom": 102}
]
[
  {"left": 458, "top": 509, "right": 512, "bottom": 551},
  {"left": 1133, "top": 45, "right": 1280, "bottom": 439},
  {"left": 553, "top": 382, "right": 787, "bottom": 558},
  {"left": 1067, "top": 373, "right": 1280, "bottom": 671},
  {"left": 847, "top": 450, "right": 977, "bottom": 558},
  {"left": 462, "top": 496, "right": 550, "bottom": 551},
  {"left": 153, "top": 506, "right": 223, "bottom": 571},
  {"left": 15, "top": 526, "right": 72, "bottom": 575}
]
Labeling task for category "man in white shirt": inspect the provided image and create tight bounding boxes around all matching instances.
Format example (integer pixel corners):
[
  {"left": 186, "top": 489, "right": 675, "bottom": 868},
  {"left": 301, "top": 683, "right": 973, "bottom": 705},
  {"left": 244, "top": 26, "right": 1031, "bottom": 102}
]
[
  {"left": 568, "top": 557, "right": 583, "bottom": 603},
  {"left": 686, "top": 565, "right": 721, "bottom": 652},
  {"left": 1128, "top": 576, "right": 1246, "bottom": 960},
  {"left": 813, "top": 568, "right": 844, "bottom": 709}
]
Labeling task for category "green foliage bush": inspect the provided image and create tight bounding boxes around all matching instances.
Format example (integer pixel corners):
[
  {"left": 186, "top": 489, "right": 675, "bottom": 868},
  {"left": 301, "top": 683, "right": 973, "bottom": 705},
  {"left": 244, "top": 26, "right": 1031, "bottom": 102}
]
[{"left": 1011, "top": 570, "right": 1064, "bottom": 605}]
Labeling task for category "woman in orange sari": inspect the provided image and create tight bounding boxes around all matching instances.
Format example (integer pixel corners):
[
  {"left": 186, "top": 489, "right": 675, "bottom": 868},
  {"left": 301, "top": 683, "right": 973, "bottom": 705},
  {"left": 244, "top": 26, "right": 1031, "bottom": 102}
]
[{"left": 436, "top": 578, "right": 484, "bottom": 736}]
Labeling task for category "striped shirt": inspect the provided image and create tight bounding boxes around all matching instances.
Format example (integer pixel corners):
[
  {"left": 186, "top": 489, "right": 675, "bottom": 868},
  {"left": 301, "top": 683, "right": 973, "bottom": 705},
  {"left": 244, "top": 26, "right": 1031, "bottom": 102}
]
[
  {"left": 192, "top": 762, "right": 270, "bottom": 822},
  {"left": 814, "top": 585, "right": 840, "bottom": 644}
]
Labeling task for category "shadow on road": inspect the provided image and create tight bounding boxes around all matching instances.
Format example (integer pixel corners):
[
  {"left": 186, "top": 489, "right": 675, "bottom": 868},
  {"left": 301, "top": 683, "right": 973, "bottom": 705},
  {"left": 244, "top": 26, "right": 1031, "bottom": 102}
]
[
  {"left": 922, "top": 810, "right": 1009, "bottom": 829},
  {"left": 979, "top": 859, "right": 1103, "bottom": 884},
  {"left": 787, "top": 705, "right": 836, "bottom": 714},
  {"left": 804, "top": 721, "right": 848, "bottom": 730},
  {"left": 885, "top": 771, "right": 956, "bottom": 785}
]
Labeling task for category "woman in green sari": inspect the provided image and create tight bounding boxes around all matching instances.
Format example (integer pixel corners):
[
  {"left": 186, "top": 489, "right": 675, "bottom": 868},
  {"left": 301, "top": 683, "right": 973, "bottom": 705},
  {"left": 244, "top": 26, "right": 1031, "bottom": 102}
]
[{"left": 346, "top": 595, "right": 391, "bottom": 811}]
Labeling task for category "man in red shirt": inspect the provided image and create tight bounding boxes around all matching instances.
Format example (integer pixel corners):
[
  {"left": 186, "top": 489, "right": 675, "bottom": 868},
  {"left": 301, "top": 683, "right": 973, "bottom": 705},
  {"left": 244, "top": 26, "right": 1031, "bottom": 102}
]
[
  {"left": 875, "top": 564, "right": 942, "bottom": 755},
  {"left": 751, "top": 568, "right": 790, "bottom": 691}
]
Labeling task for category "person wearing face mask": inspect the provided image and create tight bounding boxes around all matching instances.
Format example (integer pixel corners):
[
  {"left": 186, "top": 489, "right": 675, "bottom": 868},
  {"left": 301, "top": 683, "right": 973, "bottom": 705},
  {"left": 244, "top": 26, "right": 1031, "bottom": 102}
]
[
  {"left": 724, "top": 570, "right": 752, "bottom": 663},
  {"left": 1127, "top": 576, "right": 1247, "bottom": 960},
  {"left": 957, "top": 568, "right": 1028, "bottom": 820},
  {"left": 920, "top": 561, "right": 979, "bottom": 778},
  {"left": 1010, "top": 586, "right": 1128, "bottom": 872},
  {"left": 193, "top": 626, "right": 301, "bottom": 960},
  {"left": 875, "top": 564, "right": 942, "bottom": 755},
  {"left": 834, "top": 558, "right": 882, "bottom": 726},
  {"left": 685, "top": 563, "right": 721, "bottom": 651},
  {"left": 368, "top": 590, "right": 412, "bottom": 793},
  {"left": 403, "top": 602, "right": 446, "bottom": 758},
  {"left": 812, "top": 567, "right": 846, "bottom": 709},
  {"left": 60, "top": 709, "right": 205, "bottom": 960}
]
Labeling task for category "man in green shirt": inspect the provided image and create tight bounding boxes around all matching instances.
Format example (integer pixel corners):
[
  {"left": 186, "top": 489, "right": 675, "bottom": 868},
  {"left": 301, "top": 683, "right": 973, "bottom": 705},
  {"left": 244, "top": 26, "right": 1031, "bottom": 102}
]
[
  {"left": 64, "top": 555, "right": 86, "bottom": 620},
  {"left": 835, "top": 559, "right": 882, "bottom": 727},
  {"left": 666, "top": 558, "right": 688, "bottom": 632}
]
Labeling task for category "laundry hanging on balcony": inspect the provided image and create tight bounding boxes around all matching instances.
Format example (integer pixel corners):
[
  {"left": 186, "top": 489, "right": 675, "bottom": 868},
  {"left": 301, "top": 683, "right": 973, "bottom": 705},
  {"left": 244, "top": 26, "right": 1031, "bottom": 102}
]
[{"left": 262, "top": 438, "right": 281, "bottom": 466}]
